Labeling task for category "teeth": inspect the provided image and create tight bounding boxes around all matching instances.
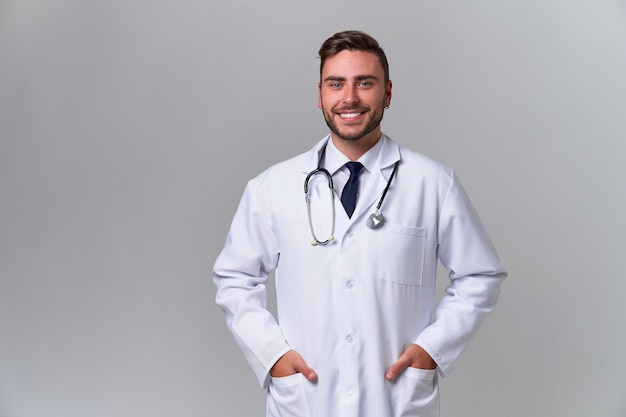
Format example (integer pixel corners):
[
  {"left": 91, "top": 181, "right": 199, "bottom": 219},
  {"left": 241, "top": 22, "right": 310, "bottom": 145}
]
[{"left": 340, "top": 112, "right": 362, "bottom": 119}]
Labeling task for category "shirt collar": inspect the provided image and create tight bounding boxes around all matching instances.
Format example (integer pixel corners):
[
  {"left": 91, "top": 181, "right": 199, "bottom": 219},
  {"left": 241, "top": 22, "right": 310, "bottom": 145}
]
[{"left": 324, "top": 135, "right": 384, "bottom": 175}]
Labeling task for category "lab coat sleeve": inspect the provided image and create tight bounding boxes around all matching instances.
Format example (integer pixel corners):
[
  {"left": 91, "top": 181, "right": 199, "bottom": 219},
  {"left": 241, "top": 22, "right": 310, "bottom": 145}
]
[
  {"left": 212, "top": 180, "right": 291, "bottom": 388},
  {"left": 415, "top": 171, "right": 507, "bottom": 379}
]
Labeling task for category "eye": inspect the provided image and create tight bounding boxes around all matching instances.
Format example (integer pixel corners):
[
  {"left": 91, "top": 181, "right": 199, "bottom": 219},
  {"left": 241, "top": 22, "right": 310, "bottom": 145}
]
[
  {"left": 358, "top": 81, "right": 372, "bottom": 87},
  {"left": 329, "top": 82, "right": 342, "bottom": 88}
]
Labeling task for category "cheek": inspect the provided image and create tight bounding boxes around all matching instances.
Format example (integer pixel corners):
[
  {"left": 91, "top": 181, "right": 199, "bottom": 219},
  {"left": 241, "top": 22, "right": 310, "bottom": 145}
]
[{"left": 318, "top": 95, "right": 334, "bottom": 111}]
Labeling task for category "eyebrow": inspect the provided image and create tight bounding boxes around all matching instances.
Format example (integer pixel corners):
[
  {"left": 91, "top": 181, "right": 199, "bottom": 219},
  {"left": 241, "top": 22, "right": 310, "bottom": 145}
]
[{"left": 323, "top": 74, "right": 380, "bottom": 83}]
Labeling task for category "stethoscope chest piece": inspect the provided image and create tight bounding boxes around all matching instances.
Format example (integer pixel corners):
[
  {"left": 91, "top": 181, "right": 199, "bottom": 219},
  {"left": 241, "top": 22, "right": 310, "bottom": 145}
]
[{"left": 366, "top": 211, "right": 384, "bottom": 229}]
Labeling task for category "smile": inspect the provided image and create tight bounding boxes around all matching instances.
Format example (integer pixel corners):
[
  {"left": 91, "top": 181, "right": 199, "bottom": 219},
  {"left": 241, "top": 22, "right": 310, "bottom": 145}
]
[{"left": 339, "top": 112, "right": 364, "bottom": 119}]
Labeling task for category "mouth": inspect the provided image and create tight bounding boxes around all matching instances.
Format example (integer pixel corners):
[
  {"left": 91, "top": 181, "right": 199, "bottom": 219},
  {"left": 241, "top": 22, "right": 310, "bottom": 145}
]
[{"left": 336, "top": 109, "right": 367, "bottom": 121}]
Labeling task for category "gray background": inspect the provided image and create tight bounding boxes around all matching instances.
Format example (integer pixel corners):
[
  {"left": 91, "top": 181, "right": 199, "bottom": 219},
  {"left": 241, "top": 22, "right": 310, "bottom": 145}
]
[{"left": 1, "top": 0, "right": 625, "bottom": 416}]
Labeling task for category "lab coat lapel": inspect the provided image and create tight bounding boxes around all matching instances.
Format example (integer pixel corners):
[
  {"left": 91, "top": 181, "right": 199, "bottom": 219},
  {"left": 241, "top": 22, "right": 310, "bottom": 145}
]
[
  {"left": 302, "top": 136, "right": 335, "bottom": 210},
  {"left": 349, "top": 135, "right": 401, "bottom": 224},
  {"left": 301, "top": 136, "right": 331, "bottom": 175}
]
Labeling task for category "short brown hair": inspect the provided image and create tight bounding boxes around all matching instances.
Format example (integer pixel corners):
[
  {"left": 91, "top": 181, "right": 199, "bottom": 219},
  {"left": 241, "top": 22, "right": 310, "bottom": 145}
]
[{"left": 318, "top": 30, "right": 390, "bottom": 84}]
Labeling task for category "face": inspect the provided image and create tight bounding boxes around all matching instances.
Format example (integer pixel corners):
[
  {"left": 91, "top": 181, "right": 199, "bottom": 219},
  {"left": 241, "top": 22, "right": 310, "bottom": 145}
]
[{"left": 318, "top": 50, "right": 392, "bottom": 145}]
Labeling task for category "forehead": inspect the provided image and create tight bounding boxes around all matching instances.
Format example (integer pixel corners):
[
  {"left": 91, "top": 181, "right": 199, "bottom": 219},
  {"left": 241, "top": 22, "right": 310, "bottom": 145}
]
[{"left": 321, "top": 50, "right": 384, "bottom": 80}]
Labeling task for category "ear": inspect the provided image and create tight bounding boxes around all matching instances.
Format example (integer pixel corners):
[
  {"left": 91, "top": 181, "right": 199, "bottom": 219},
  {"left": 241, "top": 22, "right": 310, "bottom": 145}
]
[
  {"left": 317, "top": 82, "right": 323, "bottom": 109},
  {"left": 385, "top": 80, "right": 393, "bottom": 108}
]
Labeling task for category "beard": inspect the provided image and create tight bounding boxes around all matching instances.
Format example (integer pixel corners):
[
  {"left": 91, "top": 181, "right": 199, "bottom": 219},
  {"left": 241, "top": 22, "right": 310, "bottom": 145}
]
[{"left": 322, "top": 101, "right": 386, "bottom": 142}]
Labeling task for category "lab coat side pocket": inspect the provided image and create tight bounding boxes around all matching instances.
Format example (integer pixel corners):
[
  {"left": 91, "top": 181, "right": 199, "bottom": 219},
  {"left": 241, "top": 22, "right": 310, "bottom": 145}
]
[
  {"left": 267, "top": 373, "right": 312, "bottom": 417},
  {"left": 378, "top": 225, "right": 426, "bottom": 286},
  {"left": 395, "top": 367, "right": 439, "bottom": 417}
]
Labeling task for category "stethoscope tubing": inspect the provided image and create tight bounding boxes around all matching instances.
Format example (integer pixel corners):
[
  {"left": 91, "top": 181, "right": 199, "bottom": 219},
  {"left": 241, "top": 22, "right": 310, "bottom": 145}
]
[
  {"left": 304, "top": 168, "right": 335, "bottom": 246},
  {"left": 304, "top": 145, "right": 399, "bottom": 245}
]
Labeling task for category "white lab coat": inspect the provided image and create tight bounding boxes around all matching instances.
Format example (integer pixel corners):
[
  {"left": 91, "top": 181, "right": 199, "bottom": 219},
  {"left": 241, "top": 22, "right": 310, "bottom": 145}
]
[{"left": 213, "top": 134, "right": 507, "bottom": 417}]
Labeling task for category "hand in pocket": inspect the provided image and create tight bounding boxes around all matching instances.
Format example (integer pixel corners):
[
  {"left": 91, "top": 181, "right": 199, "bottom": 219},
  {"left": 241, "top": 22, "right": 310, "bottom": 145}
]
[
  {"left": 270, "top": 350, "right": 317, "bottom": 381},
  {"left": 385, "top": 344, "right": 436, "bottom": 381}
]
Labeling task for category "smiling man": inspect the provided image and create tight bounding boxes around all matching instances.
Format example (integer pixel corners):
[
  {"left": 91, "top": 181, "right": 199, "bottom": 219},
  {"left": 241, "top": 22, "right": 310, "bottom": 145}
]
[
  {"left": 213, "top": 30, "right": 507, "bottom": 417},
  {"left": 319, "top": 48, "right": 390, "bottom": 151}
]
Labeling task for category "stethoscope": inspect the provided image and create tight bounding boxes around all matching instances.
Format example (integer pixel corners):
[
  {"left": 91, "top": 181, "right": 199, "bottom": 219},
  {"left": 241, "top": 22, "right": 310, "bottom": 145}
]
[{"left": 304, "top": 146, "right": 399, "bottom": 246}]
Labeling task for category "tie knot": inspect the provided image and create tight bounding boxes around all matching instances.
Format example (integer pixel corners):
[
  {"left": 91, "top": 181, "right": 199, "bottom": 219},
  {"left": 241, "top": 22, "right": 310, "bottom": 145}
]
[{"left": 345, "top": 161, "right": 363, "bottom": 175}]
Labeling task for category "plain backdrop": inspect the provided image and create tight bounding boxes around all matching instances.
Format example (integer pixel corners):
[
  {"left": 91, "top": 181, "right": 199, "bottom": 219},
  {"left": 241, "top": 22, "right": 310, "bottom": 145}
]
[{"left": 1, "top": 1, "right": 626, "bottom": 416}]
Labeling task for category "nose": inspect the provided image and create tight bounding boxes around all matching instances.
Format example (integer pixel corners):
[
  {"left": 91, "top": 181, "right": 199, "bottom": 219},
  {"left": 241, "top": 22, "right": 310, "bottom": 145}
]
[{"left": 343, "top": 85, "right": 360, "bottom": 105}]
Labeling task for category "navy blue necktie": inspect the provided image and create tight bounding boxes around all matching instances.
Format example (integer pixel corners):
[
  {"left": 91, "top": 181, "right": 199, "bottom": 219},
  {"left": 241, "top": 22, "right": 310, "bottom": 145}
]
[{"left": 341, "top": 162, "right": 364, "bottom": 218}]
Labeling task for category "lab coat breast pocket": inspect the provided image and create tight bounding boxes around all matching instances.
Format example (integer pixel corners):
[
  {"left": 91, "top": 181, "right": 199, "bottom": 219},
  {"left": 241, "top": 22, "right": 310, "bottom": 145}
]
[
  {"left": 267, "top": 373, "right": 312, "bottom": 417},
  {"left": 377, "top": 224, "right": 426, "bottom": 286}
]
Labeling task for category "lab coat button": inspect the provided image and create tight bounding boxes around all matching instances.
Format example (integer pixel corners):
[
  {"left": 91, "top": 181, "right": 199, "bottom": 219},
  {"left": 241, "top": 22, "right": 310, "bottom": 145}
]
[
  {"left": 345, "top": 334, "right": 354, "bottom": 343},
  {"left": 346, "top": 391, "right": 355, "bottom": 398},
  {"left": 345, "top": 280, "right": 354, "bottom": 289}
]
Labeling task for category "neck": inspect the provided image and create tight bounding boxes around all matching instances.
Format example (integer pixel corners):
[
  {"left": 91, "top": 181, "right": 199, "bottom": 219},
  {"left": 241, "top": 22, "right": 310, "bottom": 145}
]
[{"left": 330, "top": 130, "right": 382, "bottom": 161}]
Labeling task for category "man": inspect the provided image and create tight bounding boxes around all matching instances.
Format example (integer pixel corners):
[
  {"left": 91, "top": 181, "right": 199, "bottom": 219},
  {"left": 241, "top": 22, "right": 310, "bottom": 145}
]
[{"left": 213, "top": 30, "right": 507, "bottom": 417}]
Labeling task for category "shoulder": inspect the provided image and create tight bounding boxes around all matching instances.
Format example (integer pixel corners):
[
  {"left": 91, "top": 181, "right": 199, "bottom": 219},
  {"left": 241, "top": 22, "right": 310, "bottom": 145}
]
[
  {"left": 250, "top": 153, "right": 307, "bottom": 187},
  {"left": 245, "top": 138, "right": 325, "bottom": 193},
  {"left": 381, "top": 136, "right": 457, "bottom": 201},
  {"left": 384, "top": 136, "right": 454, "bottom": 181},
  {"left": 401, "top": 147, "right": 451, "bottom": 173}
]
